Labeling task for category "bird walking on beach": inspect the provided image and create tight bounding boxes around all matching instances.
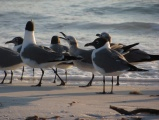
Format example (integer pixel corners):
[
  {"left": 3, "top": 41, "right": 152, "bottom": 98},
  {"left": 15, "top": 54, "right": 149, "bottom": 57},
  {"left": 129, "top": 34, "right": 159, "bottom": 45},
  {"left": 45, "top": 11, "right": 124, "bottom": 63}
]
[
  {"left": 50, "top": 35, "right": 73, "bottom": 83},
  {"left": 0, "top": 47, "right": 23, "bottom": 84},
  {"left": 60, "top": 32, "right": 96, "bottom": 87},
  {"left": 85, "top": 37, "right": 148, "bottom": 94},
  {"left": 96, "top": 32, "right": 159, "bottom": 86},
  {"left": 20, "top": 20, "right": 81, "bottom": 87}
]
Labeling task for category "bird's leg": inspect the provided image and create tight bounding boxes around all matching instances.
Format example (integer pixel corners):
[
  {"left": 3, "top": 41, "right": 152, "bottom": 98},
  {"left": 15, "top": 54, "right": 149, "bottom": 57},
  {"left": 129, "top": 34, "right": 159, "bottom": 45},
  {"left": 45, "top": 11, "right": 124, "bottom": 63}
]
[
  {"left": 79, "top": 73, "right": 94, "bottom": 87},
  {"left": 110, "top": 76, "right": 114, "bottom": 94},
  {"left": 52, "top": 68, "right": 57, "bottom": 83},
  {"left": 65, "top": 70, "right": 67, "bottom": 83},
  {"left": 32, "top": 69, "right": 44, "bottom": 87},
  {"left": 103, "top": 76, "right": 106, "bottom": 94},
  {"left": 116, "top": 76, "right": 120, "bottom": 86},
  {"left": 96, "top": 76, "right": 106, "bottom": 94},
  {"left": 103, "top": 76, "right": 113, "bottom": 94},
  {"left": 0, "top": 71, "right": 7, "bottom": 84},
  {"left": 33, "top": 68, "right": 35, "bottom": 77},
  {"left": 96, "top": 76, "right": 114, "bottom": 94},
  {"left": 86, "top": 73, "right": 94, "bottom": 86},
  {"left": 52, "top": 68, "right": 65, "bottom": 86},
  {"left": 9, "top": 70, "right": 13, "bottom": 84},
  {"left": 20, "top": 66, "right": 24, "bottom": 81}
]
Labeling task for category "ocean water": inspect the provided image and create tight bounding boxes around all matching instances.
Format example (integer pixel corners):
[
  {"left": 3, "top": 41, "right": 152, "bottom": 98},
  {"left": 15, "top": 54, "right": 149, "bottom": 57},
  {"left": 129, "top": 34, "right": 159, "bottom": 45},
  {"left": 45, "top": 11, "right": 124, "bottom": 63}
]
[{"left": 0, "top": 0, "right": 159, "bottom": 85}]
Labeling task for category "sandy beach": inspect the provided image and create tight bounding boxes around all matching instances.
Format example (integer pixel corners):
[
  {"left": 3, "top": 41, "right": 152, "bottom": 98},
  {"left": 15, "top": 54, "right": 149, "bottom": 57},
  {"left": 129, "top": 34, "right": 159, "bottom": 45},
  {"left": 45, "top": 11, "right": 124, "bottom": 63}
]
[
  {"left": 0, "top": 0, "right": 159, "bottom": 120},
  {"left": 0, "top": 80, "right": 159, "bottom": 120}
]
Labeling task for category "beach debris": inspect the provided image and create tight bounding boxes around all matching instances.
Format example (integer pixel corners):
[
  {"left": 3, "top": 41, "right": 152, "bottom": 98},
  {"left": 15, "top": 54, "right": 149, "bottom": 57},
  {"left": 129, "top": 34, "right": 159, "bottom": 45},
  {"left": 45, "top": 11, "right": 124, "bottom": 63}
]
[
  {"left": 69, "top": 115, "right": 75, "bottom": 117},
  {"left": 25, "top": 115, "right": 62, "bottom": 120},
  {"left": 60, "top": 110, "right": 68, "bottom": 113},
  {"left": 68, "top": 101, "right": 77, "bottom": 106},
  {"left": 120, "top": 118, "right": 128, "bottom": 120},
  {"left": 52, "top": 115, "right": 61, "bottom": 119},
  {"left": 110, "top": 105, "right": 159, "bottom": 115},
  {"left": 150, "top": 95, "right": 159, "bottom": 97},
  {"left": 129, "top": 91, "right": 142, "bottom": 95},
  {"left": 119, "top": 117, "right": 142, "bottom": 120},
  {"left": 75, "top": 117, "right": 96, "bottom": 120},
  {"left": 25, "top": 115, "right": 46, "bottom": 120}
]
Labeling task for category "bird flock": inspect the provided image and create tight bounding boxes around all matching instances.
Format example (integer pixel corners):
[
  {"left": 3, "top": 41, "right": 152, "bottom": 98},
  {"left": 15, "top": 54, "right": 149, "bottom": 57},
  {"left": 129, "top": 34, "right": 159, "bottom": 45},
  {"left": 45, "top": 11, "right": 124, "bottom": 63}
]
[{"left": 1, "top": 20, "right": 159, "bottom": 94}]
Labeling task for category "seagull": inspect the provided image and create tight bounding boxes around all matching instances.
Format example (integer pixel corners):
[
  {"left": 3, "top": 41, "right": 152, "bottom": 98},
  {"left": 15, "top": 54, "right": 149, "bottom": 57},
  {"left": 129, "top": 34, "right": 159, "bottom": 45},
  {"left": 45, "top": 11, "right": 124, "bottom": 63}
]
[
  {"left": 96, "top": 32, "right": 159, "bottom": 86},
  {"left": 50, "top": 36, "right": 69, "bottom": 53},
  {"left": 5, "top": 36, "right": 68, "bottom": 85},
  {"left": 60, "top": 32, "right": 96, "bottom": 87},
  {"left": 0, "top": 46, "right": 23, "bottom": 84},
  {"left": 60, "top": 32, "right": 139, "bottom": 87},
  {"left": 85, "top": 37, "right": 148, "bottom": 94},
  {"left": 20, "top": 20, "right": 81, "bottom": 87},
  {"left": 50, "top": 36, "right": 73, "bottom": 83},
  {"left": 5, "top": 37, "right": 30, "bottom": 80}
]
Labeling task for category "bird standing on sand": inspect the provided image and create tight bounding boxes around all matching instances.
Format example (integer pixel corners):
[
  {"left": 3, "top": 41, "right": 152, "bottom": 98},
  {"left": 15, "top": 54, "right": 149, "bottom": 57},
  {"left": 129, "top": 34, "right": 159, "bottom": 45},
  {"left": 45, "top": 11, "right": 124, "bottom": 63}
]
[
  {"left": 0, "top": 47, "right": 23, "bottom": 84},
  {"left": 5, "top": 37, "right": 33, "bottom": 81},
  {"left": 20, "top": 20, "right": 81, "bottom": 86},
  {"left": 85, "top": 37, "right": 148, "bottom": 94},
  {"left": 50, "top": 36, "right": 73, "bottom": 83},
  {"left": 96, "top": 32, "right": 159, "bottom": 86},
  {"left": 60, "top": 32, "right": 96, "bottom": 87}
]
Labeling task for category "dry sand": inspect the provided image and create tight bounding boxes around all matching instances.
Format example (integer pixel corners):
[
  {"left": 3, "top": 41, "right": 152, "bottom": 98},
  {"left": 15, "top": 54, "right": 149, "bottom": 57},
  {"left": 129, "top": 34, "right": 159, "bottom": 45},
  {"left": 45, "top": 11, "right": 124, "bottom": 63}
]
[{"left": 0, "top": 81, "right": 159, "bottom": 120}]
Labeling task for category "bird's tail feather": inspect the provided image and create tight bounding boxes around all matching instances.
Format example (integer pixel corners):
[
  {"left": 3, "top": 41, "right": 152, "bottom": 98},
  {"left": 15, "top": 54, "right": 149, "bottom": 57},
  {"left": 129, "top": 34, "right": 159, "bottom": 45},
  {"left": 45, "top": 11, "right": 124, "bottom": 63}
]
[
  {"left": 128, "top": 64, "right": 148, "bottom": 72},
  {"left": 48, "top": 56, "right": 83, "bottom": 62},
  {"left": 148, "top": 54, "right": 159, "bottom": 61},
  {"left": 122, "top": 43, "right": 139, "bottom": 53},
  {"left": 62, "top": 56, "right": 83, "bottom": 61}
]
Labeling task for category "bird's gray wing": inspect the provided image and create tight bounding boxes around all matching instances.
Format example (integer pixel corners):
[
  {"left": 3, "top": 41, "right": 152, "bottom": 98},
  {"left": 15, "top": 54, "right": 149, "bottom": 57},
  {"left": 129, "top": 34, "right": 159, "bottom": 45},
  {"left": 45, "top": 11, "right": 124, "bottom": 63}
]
[
  {"left": 124, "top": 49, "right": 150, "bottom": 63},
  {"left": 0, "top": 47, "right": 22, "bottom": 67},
  {"left": 39, "top": 45, "right": 53, "bottom": 52},
  {"left": 21, "top": 44, "right": 63, "bottom": 64},
  {"left": 62, "top": 45, "right": 69, "bottom": 52},
  {"left": 111, "top": 44, "right": 124, "bottom": 49},
  {"left": 110, "top": 49, "right": 127, "bottom": 61},
  {"left": 94, "top": 49, "right": 129, "bottom": 73},
  {"left": 50, "top": 44, "right": 64, "bottom": 53},
  {"left": 77, "top": 48, "right": 93, "bottom": 64},
  {"left": 110, "top": 43, "right": 125, "bottom": 48}
]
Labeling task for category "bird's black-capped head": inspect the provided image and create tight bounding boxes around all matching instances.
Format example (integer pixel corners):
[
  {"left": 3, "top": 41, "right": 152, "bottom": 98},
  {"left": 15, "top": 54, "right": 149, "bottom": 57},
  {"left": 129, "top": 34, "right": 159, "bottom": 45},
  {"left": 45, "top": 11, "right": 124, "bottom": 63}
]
[
  {"left": 5, "top": 37, "right": 23, "bottom": 46},
  {"left": 25, "top": 20, "right": 34, "bottom": 31},
  {"left": 96, "top": 32, "right": 111, "bottom": 43},
  {"left": 85, "top": 38, "right": 109, "bottom": 49},
  {"left": 51, "top": 36, "right": 60, "bottom": 44}
]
